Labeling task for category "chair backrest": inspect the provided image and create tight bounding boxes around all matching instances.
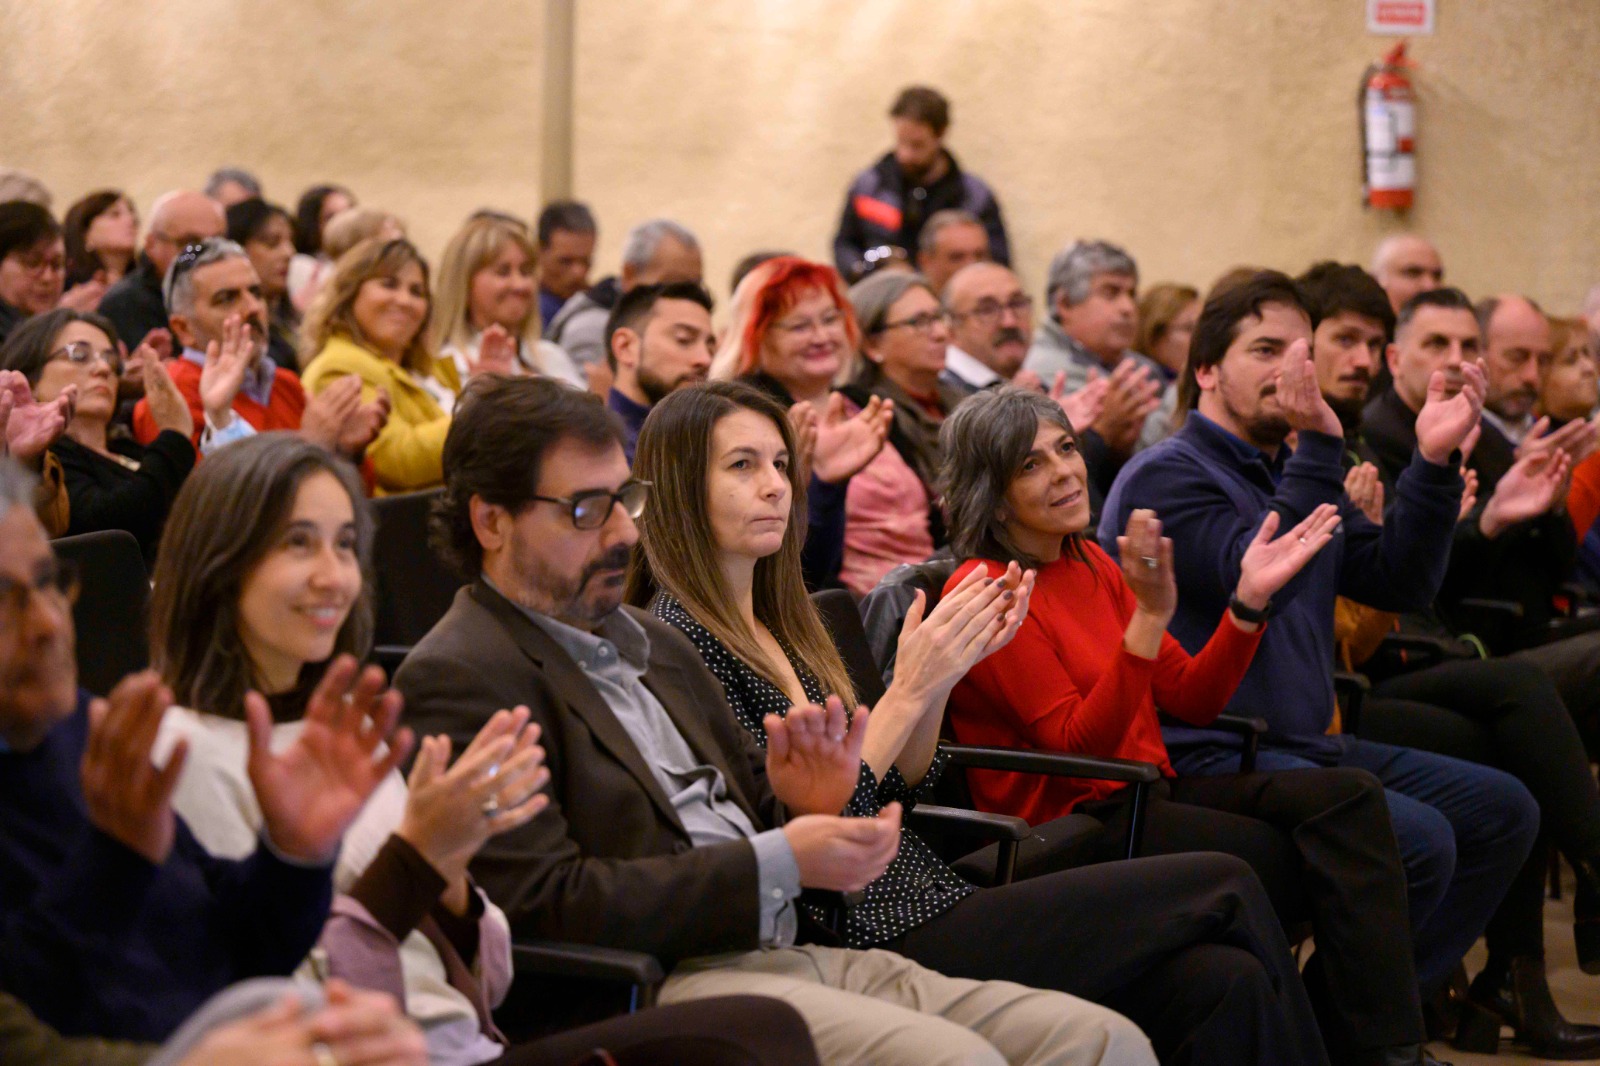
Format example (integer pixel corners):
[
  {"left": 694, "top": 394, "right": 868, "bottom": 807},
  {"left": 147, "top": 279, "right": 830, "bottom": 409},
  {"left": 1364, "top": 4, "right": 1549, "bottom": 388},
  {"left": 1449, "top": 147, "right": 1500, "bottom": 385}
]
[
  {"left": 370, "top": 489, "right": 461, "bottom": 647},
  {"left": 858, "top": 556, "right": 958, "bottom": 683},
  {"left": 810, "top": 589, "right": 887, "bottom": 705},
  {"left": 51, "top": 529, "right": 149, "bottom": 696}
]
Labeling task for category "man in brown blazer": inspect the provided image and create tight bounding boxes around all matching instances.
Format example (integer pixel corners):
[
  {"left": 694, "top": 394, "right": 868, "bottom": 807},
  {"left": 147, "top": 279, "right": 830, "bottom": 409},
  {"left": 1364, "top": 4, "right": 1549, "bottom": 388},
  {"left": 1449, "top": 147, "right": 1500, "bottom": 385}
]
[{"left": 395, "top": 377, "right": 1325, "bottom": 1066}]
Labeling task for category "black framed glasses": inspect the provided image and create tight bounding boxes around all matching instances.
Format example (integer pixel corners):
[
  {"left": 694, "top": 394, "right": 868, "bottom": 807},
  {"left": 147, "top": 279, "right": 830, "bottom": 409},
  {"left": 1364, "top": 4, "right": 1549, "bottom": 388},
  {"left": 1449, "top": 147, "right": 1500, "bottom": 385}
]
[
  {"left": 531, "top": 480, "right": 651, "bottom": 530},
  {"left": 47, "top": 340, "right": 122, "bottom": 376},
  {"left": 0, "top": 558, "right": 79, "bottom": 624}
]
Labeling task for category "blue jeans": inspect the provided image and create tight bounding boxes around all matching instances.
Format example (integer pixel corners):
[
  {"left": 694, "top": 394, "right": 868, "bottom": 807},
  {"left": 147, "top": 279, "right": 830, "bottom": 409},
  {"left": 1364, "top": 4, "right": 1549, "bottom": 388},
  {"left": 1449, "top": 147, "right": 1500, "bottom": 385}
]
[{"left": 1169, "top": 733, "right": 1539, "bottom": 998}]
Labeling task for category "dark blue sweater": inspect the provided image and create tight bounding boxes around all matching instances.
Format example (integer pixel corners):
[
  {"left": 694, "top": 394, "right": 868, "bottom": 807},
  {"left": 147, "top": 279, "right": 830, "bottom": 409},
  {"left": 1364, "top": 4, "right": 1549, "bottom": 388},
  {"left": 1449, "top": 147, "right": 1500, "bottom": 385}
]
[
  {"left": 1099, "top": 413, "right": 1462, "bottom": 740},
  {"left": 0, "top": 693, "right": 332, "bottom": 1041}
]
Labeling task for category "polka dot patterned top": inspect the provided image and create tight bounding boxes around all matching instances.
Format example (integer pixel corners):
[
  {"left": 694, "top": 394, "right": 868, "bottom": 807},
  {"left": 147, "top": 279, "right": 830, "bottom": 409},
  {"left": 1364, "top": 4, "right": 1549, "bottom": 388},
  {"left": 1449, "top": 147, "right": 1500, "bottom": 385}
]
[{"left": 654, "top": 592, "right": 974, "bottom": 948}]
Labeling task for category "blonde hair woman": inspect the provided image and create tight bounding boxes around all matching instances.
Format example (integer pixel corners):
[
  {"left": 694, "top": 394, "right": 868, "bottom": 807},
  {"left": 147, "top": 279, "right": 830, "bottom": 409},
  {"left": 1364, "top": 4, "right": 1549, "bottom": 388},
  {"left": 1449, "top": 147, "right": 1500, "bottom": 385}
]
[
  {"left": 431, "top": 214, "right": 583, "bottom": 390},
  {"left": 301, "top": 238, "right": 512, "bottom": 494}
]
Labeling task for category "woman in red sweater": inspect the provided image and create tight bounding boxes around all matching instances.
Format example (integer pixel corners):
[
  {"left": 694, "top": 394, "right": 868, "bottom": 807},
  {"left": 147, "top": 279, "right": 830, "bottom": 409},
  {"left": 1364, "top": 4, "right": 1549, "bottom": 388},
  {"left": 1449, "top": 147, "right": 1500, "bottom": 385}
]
[{"left": 941, "top": 385, "right": 1437, "bottom": 1066}]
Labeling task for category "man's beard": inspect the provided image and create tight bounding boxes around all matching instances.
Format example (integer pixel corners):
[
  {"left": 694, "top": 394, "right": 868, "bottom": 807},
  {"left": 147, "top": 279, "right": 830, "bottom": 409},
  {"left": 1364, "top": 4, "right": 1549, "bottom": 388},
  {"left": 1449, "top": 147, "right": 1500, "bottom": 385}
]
[
  {"left": 514, "top": 542, "right": 633, "bottom": 630},
  {"left": 1223, "top": 382, "right": 1292, "bottom": 450},
  {"left": 638, "top": 365, "right": 703, "bottom": 406}
]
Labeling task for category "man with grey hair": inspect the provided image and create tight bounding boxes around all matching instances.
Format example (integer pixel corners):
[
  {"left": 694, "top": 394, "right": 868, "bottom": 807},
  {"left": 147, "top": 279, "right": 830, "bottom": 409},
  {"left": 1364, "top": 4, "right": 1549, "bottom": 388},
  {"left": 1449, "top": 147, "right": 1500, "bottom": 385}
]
[
  {"left": 545, "top": 218, "right": 703, "bottom": 375},
  {"left": 1371, "top": 234, "right": 1444, "bottom": 315},
  {"left": 916, "top": 209, "right": 989, "bottom": 296},
  {"left": 98, "top": 190, "right": 225, "bottom": 351},
  {"left": 0, "top": 168, "right": 52, "bottom": 209},
  {"left": 130, "top": 238, "right": 386, "bottom": 461},
  {"left": 202, "top": 167, "right": 263, "bottom": 207},
  {"left": 1024, "top": 239, "right": 1171, "bottom": 466}
]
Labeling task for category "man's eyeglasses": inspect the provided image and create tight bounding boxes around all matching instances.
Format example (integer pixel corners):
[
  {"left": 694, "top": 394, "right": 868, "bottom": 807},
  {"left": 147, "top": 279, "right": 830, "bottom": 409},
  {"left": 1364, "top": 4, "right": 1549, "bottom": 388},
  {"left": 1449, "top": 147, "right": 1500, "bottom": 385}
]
[
  {"left": 530, "top": 480, "right": 651, "bottom": 530},
  {"left": 9, "top": 251, "right": 65, "bottom": 277},
  {"left": 877, "top": 309, "right": 950, "bottom": 336},
  {"left": 47, "top": 340, "right": 122, "bottom": 376},
  {"left": 0, "top": 559, "right": 79, "bottom": 624},
  {"left": 951, "top": 294, "right": 1033, "bottom": 325}
]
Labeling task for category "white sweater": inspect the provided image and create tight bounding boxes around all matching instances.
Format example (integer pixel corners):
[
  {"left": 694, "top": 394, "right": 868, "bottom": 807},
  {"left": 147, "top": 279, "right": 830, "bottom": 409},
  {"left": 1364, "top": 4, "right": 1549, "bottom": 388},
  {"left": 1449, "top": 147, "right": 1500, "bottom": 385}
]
[{"left": 155, "top": 706, "right": 512, "bottom": 1066}]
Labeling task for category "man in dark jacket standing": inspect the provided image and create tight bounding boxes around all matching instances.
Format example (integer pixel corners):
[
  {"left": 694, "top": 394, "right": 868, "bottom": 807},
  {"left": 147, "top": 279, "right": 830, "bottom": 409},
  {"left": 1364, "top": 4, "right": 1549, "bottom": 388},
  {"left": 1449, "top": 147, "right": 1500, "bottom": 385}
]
[{"left": 833, "top": 86, "right": 1009, "bottom": 280}]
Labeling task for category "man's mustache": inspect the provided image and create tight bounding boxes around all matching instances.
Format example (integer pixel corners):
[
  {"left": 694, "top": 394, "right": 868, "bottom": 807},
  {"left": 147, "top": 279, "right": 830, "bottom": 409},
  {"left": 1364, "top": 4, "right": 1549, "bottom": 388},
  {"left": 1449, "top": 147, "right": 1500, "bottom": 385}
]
[
  {"left": 994, "top": 327, "right": 1027, "bottom": 347},
  {"left": 581, "top": 545, "right": 633, "bottom": 584}
]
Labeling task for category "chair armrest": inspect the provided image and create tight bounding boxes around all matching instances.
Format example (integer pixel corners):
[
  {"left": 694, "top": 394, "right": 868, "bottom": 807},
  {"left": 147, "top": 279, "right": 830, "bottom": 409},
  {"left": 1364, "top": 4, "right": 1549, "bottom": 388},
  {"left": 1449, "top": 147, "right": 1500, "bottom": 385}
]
[
  {"left": 512, "top": 941, "right": 664, "bottom": 1011},
  {"left": 906, "top": 803, "right": 1032, "bottom": 842},
  {"left": 940, "top": 743, "right": 1161, "bottom": 784},
  {"left": 512, "top": 941, "right": 664, "bottom": 985},
  {"left": 369, "top": 644, "right": 410, "bottom": 678},
  {"left": 1210, "top": 714, "right": 1265, "bottom": 774},
  {"left": 1457, "top": 598, "right": 1525, "bottom": 619},
  {"left": 1334, "top": 671, "right": 1371, "bottom": 736}
]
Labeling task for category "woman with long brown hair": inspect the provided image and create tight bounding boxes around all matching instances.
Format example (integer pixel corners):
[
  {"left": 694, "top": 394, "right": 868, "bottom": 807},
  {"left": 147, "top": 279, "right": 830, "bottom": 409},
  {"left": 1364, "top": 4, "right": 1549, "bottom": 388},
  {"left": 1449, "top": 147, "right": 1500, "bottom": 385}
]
[{"left": 626, "top": 380, "right": 1332, "bottom": 1066}]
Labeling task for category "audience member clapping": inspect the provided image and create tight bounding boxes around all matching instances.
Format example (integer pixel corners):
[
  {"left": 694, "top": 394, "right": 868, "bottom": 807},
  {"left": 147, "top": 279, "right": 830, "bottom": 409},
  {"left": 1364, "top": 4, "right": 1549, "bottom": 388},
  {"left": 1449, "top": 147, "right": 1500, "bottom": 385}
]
[
  {"left": 0, "top": 308, "right": 194, "bottom": 560},
  {"left": 301, "top": 238, "right": 481, "bottom": 494},
  {"left": 0, "top": 458, "right": 405, "bottom": 1041},
  {"left": 432, "top": 213, "right": 584, "bottom": 389}
]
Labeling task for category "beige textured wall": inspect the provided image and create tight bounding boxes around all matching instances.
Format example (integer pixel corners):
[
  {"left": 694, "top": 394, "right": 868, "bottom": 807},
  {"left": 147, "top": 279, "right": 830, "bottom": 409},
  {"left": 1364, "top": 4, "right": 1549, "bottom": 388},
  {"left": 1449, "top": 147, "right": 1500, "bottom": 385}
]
[{"left": 5, "top": 1, "right": 1597, "bottom": 313}]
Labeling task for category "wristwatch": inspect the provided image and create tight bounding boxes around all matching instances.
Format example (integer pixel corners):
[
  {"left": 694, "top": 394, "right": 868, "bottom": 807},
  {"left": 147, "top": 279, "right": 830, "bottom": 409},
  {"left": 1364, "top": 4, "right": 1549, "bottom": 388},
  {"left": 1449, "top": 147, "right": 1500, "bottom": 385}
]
[{"left": 1227, "top": 595, "right": 1272, "bottom": 625}]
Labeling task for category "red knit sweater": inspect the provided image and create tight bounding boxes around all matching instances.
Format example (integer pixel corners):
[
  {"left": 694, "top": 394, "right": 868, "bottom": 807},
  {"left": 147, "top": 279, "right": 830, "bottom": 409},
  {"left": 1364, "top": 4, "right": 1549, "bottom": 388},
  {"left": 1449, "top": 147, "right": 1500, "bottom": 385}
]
[
  {"left": 945, "top": 543, "right": 1264, "bottom": 824},
  {"left": 131, "top": 356, "right": 306, "bottom": 446}
]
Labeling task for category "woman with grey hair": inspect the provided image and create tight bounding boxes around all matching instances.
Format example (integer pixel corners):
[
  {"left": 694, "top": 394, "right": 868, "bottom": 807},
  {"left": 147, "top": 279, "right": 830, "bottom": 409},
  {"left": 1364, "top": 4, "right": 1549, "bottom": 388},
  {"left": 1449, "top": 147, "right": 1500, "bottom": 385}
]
[
  {"left": 838, "top": 270, "right": 964, "bottom": 593},
  {"left": 937, "top": 385, "right": 1454, "bottom": 1065}
]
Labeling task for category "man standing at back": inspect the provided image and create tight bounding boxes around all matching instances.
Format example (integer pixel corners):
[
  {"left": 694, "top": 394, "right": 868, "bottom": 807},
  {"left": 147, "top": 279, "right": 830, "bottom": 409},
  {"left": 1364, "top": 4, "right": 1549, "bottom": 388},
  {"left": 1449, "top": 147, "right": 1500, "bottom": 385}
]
[{"left": 833, "top": 86, "right": 1009, "bottom": 280}]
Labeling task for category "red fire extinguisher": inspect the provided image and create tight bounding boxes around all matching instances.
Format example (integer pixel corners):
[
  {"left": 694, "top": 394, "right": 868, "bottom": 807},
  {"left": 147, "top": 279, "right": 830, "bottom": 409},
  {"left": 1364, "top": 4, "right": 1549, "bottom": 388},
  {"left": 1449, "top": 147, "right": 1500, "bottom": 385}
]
[{"left": 1360, "top": 42, "right": 1416, "bottom": 210}]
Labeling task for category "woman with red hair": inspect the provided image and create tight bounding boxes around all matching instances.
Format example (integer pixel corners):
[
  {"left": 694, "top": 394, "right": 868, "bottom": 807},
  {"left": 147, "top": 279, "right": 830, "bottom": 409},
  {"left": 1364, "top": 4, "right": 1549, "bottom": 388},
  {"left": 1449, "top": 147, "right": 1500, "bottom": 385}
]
[{"left": 713, "top": 256, "right": 894, "bottom": 589}]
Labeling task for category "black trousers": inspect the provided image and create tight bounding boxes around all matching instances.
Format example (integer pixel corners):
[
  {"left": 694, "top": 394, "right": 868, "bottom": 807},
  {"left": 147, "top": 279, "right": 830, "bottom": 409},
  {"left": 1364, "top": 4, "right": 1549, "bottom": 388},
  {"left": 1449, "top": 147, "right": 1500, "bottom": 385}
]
[
  {"left": 886, "top": 852, "right": 1330, "bottom": 1066},
  {"left": 1510, "top": 629, "right": 1600, "bottom": 755},
  {"left": 1075, "top": 769, "right": 1422, "bottom": 1055},
  {"left": 1360, "top": 657, "right": 1600, "bottom": 961},
  {"left": 500, "top": 995, "right": 819, "bottom": 1066}
]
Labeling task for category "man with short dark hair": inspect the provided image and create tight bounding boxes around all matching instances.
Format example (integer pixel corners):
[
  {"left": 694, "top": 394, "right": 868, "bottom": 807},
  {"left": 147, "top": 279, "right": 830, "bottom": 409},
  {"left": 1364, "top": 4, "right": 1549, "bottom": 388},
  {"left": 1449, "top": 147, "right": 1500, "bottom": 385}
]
[
  {"left": 99, "top": 190, "right": 226, "bottom": 353},
  {"left": 603, "top": 281, "right": 715, "bottom": 461},
  {"left": 1296, "top": 261, "right": 1394, "bottom": 435},
  {"left": 545, "top": 218, "right": 702, "bottom": 376},
  {"left": 916, "top": 209, "right": 989, "bottom": 296},
  {"left": 536, "top": 200, "right": 597, "bottom": 328},
  {"left": 1101, "top": 272, "right": 1539, "bottom": 1030},
  {"left": 833, "top": 86, "right": 1009, "bottom": 280}
]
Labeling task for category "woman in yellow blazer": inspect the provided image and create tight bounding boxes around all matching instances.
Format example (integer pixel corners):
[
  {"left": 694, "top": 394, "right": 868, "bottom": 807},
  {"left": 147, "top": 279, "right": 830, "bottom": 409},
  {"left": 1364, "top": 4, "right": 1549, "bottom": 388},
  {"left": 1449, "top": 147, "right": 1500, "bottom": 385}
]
[{"left": 301, "top": 238, "right": 510, "bottom": 493}]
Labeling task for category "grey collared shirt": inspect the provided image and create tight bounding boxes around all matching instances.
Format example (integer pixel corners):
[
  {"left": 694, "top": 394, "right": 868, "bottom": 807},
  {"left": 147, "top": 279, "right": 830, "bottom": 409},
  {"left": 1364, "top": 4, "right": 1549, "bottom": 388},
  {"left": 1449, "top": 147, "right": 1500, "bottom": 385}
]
[{"left": 511, "top": 595, "right": 801, "bottom": 946}]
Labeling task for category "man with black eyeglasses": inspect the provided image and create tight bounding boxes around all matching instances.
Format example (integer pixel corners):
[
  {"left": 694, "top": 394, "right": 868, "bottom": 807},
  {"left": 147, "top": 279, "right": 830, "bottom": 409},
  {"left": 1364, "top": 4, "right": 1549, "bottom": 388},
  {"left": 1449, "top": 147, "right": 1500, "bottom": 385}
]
[{"left": 942, "top": 262, "right": 1035, "bottom": 394}]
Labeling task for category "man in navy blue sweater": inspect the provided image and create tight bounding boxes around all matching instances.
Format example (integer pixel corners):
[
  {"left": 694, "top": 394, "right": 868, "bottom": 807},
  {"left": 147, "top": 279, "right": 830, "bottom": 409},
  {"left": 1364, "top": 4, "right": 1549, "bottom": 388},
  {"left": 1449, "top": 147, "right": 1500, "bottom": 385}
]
[
  {"left": 0, "top": 461, "right": 410, "bottom": 1042},
  {"left": 1100, "top": 271, "right": 1538, "bottom": 1010}
]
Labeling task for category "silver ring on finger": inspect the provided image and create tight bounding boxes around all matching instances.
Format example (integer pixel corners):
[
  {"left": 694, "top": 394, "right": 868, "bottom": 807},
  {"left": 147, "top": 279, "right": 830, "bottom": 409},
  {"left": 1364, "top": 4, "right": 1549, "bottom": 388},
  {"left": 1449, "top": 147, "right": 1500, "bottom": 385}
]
[
  {"left": 311, "top": 1042, "right": 340, "bottom": 1066},
  {"left": 481, "top": 794, "right": 501, "bottom": 817},
  {"left": 1140, "top": 555, "right": 1159, "bottom": 570}
]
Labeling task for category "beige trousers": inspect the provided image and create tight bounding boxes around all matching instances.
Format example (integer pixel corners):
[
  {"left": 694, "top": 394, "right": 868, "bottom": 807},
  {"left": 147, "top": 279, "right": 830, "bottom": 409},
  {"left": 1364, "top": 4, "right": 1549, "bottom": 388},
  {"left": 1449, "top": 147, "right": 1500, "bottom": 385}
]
[{"left": 660, "top": 944, "right": 1155, "bottom": 1066}]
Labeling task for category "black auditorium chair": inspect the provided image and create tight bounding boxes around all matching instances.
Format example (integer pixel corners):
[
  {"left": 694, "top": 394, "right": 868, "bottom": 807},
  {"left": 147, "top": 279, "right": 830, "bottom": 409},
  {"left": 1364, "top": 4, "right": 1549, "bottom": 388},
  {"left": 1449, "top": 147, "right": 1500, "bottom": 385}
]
[
  {"left": 51, "top": 529, "right": 149, "bottom": 696},
  {"left": 369, "top": 488, "right": 459, "bottom": 675}
]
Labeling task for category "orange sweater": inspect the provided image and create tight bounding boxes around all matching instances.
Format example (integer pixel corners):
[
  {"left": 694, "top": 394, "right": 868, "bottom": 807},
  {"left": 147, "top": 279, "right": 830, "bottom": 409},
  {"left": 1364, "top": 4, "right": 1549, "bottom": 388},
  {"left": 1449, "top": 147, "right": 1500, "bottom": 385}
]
[
  {"left": 131, "top": 355, "right": 306, "bottom": 445},
  {"left": 946, "top": 544, "right": 1264, "bottom": 824}
]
